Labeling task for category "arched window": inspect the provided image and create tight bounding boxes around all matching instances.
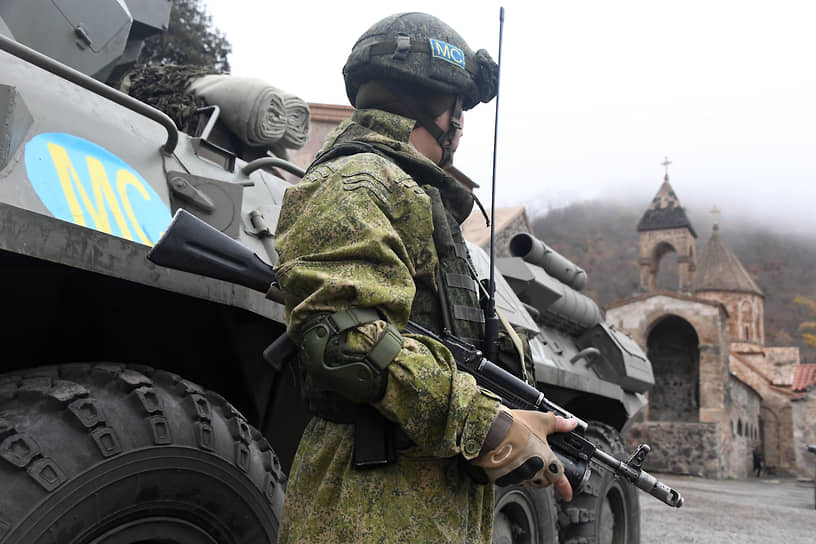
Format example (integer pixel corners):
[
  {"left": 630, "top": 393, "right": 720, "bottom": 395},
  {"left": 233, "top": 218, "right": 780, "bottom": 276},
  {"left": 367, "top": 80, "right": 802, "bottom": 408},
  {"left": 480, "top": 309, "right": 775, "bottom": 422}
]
[
  {"left": 740, "top": 300, "right": 753, "bottom": 340},
  {"left": 654, "top": 242, "right": 678, "bottom": 291}
]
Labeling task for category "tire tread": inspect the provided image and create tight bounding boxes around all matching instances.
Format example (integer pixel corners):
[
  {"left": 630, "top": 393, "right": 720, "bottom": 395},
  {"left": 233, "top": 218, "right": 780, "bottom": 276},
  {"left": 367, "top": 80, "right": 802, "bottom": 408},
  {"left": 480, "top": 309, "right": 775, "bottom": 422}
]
[{"left": 0, "top": 363, "right": 286, "bottom": 542}]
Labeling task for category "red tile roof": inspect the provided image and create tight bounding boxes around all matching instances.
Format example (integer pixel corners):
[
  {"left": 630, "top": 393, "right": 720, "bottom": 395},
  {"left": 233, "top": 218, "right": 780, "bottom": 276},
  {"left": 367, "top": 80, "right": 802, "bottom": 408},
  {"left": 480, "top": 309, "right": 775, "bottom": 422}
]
[{"left": 792, "top": 364, "right": 816, "bottom": 392}]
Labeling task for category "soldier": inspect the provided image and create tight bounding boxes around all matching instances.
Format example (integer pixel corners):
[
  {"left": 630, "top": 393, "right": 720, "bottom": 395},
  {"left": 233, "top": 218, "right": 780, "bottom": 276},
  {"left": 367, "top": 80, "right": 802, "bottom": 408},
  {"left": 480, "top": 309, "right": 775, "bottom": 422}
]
[{"left": 274, "top": 12, "right": 577, "bottom": 543}]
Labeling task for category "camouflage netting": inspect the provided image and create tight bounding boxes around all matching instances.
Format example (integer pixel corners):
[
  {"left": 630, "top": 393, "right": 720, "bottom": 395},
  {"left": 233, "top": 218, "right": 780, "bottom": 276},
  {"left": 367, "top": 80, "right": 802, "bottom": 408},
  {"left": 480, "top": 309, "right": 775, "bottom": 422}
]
[{"left": 119, "top": 64, "right": 214, "bottom": 135}]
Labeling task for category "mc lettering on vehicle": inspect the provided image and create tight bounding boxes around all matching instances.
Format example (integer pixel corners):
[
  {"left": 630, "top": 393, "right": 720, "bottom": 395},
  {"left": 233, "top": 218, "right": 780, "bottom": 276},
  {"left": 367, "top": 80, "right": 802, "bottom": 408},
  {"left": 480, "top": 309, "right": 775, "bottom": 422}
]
[
  {"left": 24, "top": 133, "right": 172, "bottom": 246},
  {"left": 429, "top": 38, "right": 466, "bottom": 70}
]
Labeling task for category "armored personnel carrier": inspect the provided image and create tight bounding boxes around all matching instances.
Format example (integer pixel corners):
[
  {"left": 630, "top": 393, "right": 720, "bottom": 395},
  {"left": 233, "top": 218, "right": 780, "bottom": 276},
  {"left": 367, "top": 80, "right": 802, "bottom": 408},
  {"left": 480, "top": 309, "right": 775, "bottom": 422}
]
[{"left": 0, "top": 1, "right": 653, "bottom": 542}]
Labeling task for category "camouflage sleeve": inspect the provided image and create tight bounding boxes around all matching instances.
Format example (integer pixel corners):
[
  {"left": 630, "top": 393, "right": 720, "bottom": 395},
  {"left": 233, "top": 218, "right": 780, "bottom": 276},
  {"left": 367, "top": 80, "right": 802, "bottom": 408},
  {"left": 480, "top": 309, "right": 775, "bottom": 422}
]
[
  {"left": 341, "top": 321, "right": 501, "bottom": 459},
  {"left": 274, "top": 154, "right": 500, "bottom": 459},
  {"left": 275, "top": 153, "right": 432, "bottom": 335},
  {"left": 376, "top": 332, "right": 501, "bottom": 459}
]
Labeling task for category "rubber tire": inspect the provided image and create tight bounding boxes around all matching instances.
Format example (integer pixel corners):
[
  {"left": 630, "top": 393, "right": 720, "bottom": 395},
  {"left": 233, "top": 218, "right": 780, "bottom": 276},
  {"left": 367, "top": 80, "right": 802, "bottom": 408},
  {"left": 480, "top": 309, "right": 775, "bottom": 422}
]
[
  {"left": 493, "top": 485, "right": 558, "bottom": 544},
  {"left": 0, "top": 364, "right": 286, "bottom": 544},
  {"left": 557, "top": 422, "right": 640, "bottom": 544}
]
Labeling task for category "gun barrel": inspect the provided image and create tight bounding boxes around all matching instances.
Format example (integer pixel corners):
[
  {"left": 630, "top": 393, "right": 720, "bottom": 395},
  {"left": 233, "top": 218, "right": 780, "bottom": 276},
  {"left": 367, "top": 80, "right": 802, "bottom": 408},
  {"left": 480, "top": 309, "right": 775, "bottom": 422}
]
[{"left": 592, "top": 448, "right": 684, "bottom": 507}]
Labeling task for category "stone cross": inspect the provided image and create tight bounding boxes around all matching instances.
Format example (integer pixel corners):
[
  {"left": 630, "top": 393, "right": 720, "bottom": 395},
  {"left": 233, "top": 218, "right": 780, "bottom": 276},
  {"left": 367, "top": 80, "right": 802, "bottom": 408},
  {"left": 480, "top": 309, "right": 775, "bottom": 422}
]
[{"left": 661, "top": 156, "right": 672, "bottom": 178}]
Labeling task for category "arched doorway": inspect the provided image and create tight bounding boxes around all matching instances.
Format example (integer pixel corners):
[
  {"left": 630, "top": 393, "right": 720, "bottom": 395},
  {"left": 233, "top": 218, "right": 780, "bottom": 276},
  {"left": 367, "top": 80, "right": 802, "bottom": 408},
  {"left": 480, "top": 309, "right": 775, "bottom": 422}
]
[
  {"left": 759, "top": 406, "right": 780, "bottom": 469},
  {"left": 646, "top": 315, "right": 700, "bottom": 421}
]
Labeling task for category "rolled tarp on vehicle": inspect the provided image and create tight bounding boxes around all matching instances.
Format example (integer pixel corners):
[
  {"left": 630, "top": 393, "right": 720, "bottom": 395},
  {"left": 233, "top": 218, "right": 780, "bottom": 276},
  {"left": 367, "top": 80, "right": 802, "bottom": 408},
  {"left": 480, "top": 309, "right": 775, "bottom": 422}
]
[{"left": 188, "top": 74, "right": 310, "bottom": 149}]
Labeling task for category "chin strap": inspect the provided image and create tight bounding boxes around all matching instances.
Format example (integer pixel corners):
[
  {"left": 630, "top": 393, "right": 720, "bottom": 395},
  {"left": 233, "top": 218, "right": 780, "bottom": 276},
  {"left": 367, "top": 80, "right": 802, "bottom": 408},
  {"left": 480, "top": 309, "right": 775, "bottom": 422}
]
[
  {"left": 380, "top": 84, "right": 463, "bottom": 168},
  {"left": 435, "top": 96, "right": 463, "bottom": 168},
  {"left": 414, "top": 95, "right": 462, "bottom": 168}
]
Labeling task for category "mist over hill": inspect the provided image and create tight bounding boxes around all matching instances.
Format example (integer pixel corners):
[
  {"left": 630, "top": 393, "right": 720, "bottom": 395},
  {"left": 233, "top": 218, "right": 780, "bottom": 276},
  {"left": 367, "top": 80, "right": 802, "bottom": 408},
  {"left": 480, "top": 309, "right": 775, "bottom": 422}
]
[{"left": 528, "top": 200, "right": 816, "bottom": 363}]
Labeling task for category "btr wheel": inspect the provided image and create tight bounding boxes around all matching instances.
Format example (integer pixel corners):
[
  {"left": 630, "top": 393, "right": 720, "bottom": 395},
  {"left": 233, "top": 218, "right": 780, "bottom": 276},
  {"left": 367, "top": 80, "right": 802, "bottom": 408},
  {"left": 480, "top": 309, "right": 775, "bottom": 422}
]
[
  {"left": 493, "top": 485, "right": 558, "bottom": 544},
  {"left": 557, "top": 422, "right": 640, "bottom": 544},
  {"left": 0, "top": 364, "right": 285, "bottom": 544}
]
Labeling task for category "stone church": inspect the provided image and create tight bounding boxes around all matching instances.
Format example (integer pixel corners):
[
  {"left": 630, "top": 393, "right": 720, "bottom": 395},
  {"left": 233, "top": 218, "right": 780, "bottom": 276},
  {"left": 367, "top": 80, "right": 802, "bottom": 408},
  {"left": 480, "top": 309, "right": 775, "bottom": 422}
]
[{"left": 606, "top": 173, "right": 816, "bottom": 478}]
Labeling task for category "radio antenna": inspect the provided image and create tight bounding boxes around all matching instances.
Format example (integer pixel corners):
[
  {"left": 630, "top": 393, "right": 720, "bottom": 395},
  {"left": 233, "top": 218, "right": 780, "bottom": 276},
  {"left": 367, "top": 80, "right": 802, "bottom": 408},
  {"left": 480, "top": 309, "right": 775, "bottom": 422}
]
[{"left": 483, "top": 6, "right": 504, "bottom": 362}]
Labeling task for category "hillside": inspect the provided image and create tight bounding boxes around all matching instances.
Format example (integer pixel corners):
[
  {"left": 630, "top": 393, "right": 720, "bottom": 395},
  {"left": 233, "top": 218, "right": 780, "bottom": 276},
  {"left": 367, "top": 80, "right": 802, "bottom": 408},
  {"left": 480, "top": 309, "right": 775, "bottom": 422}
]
[{"left": 529, "top": 201, "right": 816, "bottom": 363}]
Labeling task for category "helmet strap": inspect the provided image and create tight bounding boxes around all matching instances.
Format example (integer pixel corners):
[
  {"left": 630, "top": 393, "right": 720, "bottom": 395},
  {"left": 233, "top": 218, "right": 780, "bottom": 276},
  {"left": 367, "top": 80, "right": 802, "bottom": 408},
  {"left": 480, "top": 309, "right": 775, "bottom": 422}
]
[
  {"left": 408, "top": 95, "right": 463, "bottom": 168},
  {"left": 437, "top": 96, "right": 463, "bottom": 168},
  {"left": 378, "top": 84, "right": 463, "bottom": 168}
]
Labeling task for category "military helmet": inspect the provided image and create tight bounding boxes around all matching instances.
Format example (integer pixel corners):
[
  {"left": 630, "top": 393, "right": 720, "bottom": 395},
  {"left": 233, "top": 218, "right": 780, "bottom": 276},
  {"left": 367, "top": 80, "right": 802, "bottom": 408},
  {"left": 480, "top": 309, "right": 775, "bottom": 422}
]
[{"left": 343, "top": 12, "right": 498, "bottom": 111}]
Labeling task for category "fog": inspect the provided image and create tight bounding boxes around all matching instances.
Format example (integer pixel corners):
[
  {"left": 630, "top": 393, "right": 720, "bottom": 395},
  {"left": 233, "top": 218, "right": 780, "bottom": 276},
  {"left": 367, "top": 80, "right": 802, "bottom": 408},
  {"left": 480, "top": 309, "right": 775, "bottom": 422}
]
[{"left": 205, "top": 0, "right": 816, "bottom": 236}]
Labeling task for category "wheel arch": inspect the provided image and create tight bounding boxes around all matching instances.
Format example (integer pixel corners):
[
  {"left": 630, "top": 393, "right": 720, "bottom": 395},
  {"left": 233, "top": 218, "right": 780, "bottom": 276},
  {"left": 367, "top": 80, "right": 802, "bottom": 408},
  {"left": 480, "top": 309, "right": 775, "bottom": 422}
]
[{"left": 0, "top": 248, "right": 287, "bottom": 426}]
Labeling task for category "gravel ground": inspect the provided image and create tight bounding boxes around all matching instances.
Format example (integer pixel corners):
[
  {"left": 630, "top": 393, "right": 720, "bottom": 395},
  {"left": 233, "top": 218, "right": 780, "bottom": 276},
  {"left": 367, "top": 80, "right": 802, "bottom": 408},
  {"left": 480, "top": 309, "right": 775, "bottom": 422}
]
[{"left": 640, "top": 474, "right": 815, "bottom": 543}]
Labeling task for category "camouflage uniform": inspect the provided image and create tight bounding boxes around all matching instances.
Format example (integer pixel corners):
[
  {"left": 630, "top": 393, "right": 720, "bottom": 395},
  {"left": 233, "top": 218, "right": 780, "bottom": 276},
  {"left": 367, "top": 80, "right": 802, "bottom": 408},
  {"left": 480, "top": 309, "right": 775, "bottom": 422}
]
[{"left": 274, "top": 108, "right": 501, "bottom": 543}]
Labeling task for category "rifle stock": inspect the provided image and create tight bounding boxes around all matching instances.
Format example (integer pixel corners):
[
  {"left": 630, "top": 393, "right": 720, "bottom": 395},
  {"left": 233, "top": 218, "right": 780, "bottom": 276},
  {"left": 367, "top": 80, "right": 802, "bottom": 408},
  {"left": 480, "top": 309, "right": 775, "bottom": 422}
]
[{"left": 147, "top": 209, "right": 683, "bottom": 508}]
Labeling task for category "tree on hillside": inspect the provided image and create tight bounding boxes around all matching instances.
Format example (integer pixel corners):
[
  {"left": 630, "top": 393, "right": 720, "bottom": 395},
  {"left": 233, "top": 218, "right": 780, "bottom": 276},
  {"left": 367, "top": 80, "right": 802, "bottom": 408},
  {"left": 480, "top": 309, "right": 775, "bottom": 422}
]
[
  {"left": 139, "top": 0, "right": 231, "bottom": 72},
  {"left": 793, "top": 295, "right": 816, "bottom": 349}
]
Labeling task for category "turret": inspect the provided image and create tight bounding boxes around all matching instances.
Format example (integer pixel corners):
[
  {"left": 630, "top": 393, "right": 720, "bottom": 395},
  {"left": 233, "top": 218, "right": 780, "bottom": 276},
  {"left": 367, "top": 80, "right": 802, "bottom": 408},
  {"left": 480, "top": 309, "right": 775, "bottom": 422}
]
[
  {"left": 0, "top": 0, "right": 171, "bottom": 82},
  {"left": 500, "top": 233, "right": 599, "bottom": 335}
]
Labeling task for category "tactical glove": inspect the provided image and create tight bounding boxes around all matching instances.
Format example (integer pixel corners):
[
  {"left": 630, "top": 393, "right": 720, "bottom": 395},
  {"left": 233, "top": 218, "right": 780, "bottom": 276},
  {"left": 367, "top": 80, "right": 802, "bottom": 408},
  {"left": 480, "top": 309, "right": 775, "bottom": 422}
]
[{"left": 472, "top": 407, "right": 567, "bottom": 491}]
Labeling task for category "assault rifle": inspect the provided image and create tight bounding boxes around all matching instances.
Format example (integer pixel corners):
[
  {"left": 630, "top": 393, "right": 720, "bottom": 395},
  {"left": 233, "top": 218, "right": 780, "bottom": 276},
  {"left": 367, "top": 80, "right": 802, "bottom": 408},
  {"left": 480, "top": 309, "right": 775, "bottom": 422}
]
[{"left": 147, "top": 209, "right": 684, "bottom": 508}]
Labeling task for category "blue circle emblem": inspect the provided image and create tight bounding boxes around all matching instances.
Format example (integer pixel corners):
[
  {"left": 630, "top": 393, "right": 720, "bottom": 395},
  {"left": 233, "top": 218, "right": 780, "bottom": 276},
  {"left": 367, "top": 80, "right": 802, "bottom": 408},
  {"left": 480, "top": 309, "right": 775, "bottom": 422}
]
[{"left": 24, "top": 133, "right": 171, "bottom": 246}]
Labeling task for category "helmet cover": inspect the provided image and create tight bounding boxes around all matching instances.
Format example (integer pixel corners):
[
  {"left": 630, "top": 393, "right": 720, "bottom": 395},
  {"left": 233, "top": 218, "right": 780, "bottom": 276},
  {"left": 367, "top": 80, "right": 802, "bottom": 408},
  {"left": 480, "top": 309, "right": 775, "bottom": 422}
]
[{"left": 343, "top": 12, "right": 498, "bottom": 111}]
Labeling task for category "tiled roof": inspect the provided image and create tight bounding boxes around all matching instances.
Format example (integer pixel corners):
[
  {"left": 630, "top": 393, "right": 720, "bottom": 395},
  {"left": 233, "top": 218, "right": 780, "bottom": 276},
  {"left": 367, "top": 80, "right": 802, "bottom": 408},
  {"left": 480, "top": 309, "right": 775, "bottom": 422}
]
[
  {"left": 792, "top": 364, "right": 816, "bottom": 392},
  {"left": 636, "top": 179, "right": 697, "bottom": 236}
]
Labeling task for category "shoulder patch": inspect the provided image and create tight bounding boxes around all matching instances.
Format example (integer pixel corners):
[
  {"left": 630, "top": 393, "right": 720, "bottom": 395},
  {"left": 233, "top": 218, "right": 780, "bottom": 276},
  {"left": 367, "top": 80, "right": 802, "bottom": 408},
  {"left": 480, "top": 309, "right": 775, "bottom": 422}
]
[
  {"left": 323, "top": 152, "right": 426, "bottom": 201},
  {"left": 342, "top": 173, "right": 391, "bottom": 204},
  {"left": 302, "top": 164, "right": 335, "bottom": 184},
  {"left": 429, "top": 38, "right": 466, "bottom": 71}
]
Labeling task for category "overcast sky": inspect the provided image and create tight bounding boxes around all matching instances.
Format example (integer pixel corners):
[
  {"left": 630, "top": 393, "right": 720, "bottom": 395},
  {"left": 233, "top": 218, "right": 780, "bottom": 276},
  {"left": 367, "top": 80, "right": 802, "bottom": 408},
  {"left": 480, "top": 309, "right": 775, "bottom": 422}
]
[{"left": 205, "top": 0, "right": 816, "bottom": 235}]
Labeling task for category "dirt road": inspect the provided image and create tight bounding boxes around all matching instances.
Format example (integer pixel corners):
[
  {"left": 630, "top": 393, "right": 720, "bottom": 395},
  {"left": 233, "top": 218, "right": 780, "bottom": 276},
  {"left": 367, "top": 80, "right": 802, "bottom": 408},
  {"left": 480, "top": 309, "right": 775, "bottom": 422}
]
[{"left": 640, "top": 474, "right": 814, "bottom": 543}]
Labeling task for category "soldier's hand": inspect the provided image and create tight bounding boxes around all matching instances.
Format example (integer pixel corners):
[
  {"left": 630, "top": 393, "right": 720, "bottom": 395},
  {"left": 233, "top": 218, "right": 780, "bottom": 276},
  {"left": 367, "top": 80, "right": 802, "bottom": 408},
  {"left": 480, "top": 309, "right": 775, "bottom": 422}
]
[{"left": 472, "top": 408, "right": 579, "bottom": 501}]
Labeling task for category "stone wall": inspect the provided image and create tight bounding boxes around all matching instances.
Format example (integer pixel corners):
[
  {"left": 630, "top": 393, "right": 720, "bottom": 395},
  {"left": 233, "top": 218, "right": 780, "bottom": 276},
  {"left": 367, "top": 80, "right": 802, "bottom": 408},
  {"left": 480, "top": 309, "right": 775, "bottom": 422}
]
[
  {"left": 730, "top": 354, "right": 800, "bottom": 475},
  {"left": 724, "top": 376, "right": 762, "bottom": 478},
  {"left": 792, "top": 393, "right": 816, "bottom": 478},
  {"left": 609, "top": 294, "right": 740, "bottom": 479},
  {"left": 607, "top": 294, "right": 729, "bottom": 425},
  {"left": 625, "top": 422, "right": 721, "bottom": 477},
  {"left": 696, "top": 291, "right": 764, "bottom": 344},
  {"left": 765, "top": 347, "right": 800, "bottom": 386}
]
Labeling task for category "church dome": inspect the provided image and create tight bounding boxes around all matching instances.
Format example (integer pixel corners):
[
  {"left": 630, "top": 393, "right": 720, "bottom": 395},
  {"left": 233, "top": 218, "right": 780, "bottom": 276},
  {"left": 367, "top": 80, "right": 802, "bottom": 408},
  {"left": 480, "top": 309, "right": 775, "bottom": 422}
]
[{"left": 693, "top": 225, "right": 762, "bottom": 295}]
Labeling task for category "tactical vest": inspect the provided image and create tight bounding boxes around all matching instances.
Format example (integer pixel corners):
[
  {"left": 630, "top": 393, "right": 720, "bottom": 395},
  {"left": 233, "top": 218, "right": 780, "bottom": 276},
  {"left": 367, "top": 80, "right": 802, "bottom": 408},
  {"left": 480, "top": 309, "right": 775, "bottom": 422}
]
[
  {"left": 410, "top": 184, "right": 484, "bottom": 347},
  {"left": 296, "top": 142, "right": 486, "bottom": 421}
]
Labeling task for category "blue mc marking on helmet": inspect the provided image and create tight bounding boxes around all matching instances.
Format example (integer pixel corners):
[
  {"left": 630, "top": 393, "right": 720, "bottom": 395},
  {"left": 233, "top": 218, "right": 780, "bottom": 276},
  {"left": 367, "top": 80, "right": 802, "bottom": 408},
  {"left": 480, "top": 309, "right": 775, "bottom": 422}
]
[
  {"left": 24, "top": 133, "right": 172, "bottom": 247},
  {"left": 429, "top": 38, "right": 466, "bottom": 71}
]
